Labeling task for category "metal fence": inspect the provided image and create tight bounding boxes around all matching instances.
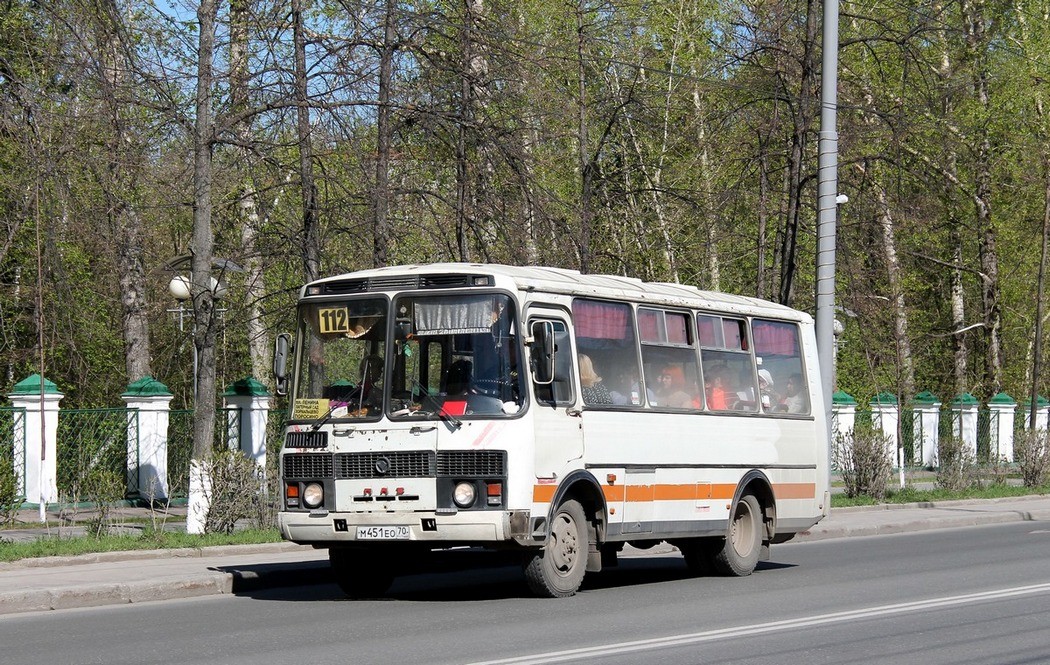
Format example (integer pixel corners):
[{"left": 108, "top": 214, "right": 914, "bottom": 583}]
[
  {"left": 0, "top": 407, "right": 26, "bottom": 502},
  {"left": 843, "top": 406, "right": 1018, "bottom": 469},
  {"left": 167, "top": 407, "right": 242, "bottom": 498},
  {"left": 56, "top": 408, "right": 137, "bottom": 500}
]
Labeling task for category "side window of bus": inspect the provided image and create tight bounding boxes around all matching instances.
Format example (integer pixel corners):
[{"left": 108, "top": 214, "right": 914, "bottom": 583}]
[
  {"left": 698, "top": 314, "right": 758, "bottom": 412},
  {"left": 572, "top": 299, "right": 642, "bottom": 407},
  {"left": 640, "top": 308, "right": 701, "bottom": 410},
  {"left": 532, "top": 320, "right": 574, "bottom": 406},
  {"left": 753, "top": 319, "right": 809, "bottom": 414}
]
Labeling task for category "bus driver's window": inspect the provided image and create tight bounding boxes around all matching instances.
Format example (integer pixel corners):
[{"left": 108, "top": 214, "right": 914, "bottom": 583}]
[{"left": 532, "top": 320, "right": 573, "bottom": 406}]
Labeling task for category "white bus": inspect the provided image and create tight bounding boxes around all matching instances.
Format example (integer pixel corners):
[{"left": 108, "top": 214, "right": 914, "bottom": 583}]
[{"left": 274, "top": 263, "right": 829, "bottom": 597}]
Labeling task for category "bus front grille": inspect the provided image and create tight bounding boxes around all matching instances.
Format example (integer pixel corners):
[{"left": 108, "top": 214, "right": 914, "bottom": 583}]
[
  {"left": 283, "top": 453, "right": 334, "bottom": 479},
  {"left": 335, "top": 451, "right": 436, "bottom": 479},
  {"left": 284, "top": 431, "right": 328, "bottom": 449},
  {"left": 436, "top": 451, "right": 506, "bottom": 476}
]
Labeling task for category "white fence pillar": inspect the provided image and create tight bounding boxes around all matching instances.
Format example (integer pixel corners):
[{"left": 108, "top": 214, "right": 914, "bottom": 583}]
[
  {"left": 870, "top": 393, "right": 899, "bottom": 468},
  {"left": 951, "top": 393, "right": 980, "bottom": 459},
  {"left": 830, "top": 391, "right": 857, "bottom": 471},
  {"left": 9, "top": 374, "right": 63, "bottom": 509},
  {"left": 1020, "top": 396, "right": 1050, "bottom": 432},
  {"left": 912, "top": 391, "right": 941, "bottom": 468},
  {"left": 223, "top": 377, "right": 272, "bottom": 473},
  {"left": 987, "top": 392, "right": 1017, "bottom": 463},
  {"left": 121, "top": 377, "right": 173, "bottom": 502}
]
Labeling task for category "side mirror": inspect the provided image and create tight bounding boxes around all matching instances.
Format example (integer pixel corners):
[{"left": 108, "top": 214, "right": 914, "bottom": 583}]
[
  {"left": 530, "top": 321, "right": 555, "bottom": 385},
  {"left": 273, "top": 333, "right": 291, "bottom": 396}
]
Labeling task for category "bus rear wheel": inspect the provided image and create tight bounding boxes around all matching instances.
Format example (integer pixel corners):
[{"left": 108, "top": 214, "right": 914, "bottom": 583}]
[
  {"left": 711, "top": 494, "right": 763, "bottom": 577},
  {"left": 523, "top": 499, "right": 588, "bottom": 597},
  {"left": 330, "top": 548, "right": 396, "bottom": 598}
]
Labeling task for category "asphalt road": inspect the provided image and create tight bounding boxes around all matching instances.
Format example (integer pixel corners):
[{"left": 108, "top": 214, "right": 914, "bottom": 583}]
[{"left": 2, "top": 522, "right": 1049, "bottom": 665}]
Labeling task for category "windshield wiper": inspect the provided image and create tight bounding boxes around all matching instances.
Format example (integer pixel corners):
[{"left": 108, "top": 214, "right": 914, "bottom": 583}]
[
  {"left": 310, "top": 402, "right": 346, "bottom": 432},
  {"left": 409, "top": 378, "right": 462, "bottom": 429}
]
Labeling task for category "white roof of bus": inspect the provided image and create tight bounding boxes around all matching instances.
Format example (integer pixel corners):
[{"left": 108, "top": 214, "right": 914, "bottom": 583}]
[{"left": 309, "top": 263, "right": 810, "bottom": 322}]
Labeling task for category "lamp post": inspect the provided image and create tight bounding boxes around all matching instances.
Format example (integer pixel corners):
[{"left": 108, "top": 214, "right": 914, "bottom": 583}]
[
  {"left": 168, "top": 275, "right": 229, "bottom": 403},
  {"left": 164, "top": 256, "right": 239, "bottom": 405}
]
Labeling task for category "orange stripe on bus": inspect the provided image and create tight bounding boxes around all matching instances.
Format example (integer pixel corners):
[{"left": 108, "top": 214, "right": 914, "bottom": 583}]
[
  {"left": 772, "top": 483, "right": 817, "bottom": 499},
  {"left": 535, "top": 482, "right": 816, "bottom": 504}
]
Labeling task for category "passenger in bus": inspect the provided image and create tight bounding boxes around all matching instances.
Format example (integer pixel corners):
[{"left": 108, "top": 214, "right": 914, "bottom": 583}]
[
  {"left": 758, "top": 369, "right": 775, "bottom": 409},
  {"left": 604, "top": 362, "right": 653, "bottom": 406},
  {"left": 579, "top": 354, "right": 614, "bottom": 404},
  {"left": 444, "top": 359, "right": 474, "bottom": 396},
  {"left": 782, "top": 373, "right": 808, "bottom": 413},
  {"left": 704, "top": 368, "right": 731, "bottom": 410},
  {"left": 655, "top": 365, "right": 692, "bottom": 409},
  {"left": 345, "top": 354, "right": 383, "bottom": 413}
]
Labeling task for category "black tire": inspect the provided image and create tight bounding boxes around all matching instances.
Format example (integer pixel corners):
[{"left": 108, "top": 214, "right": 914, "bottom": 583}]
[
  {"left": 710, "top": 494, "right": 763, "bottom": 577},
  {"left": 523, "top": 499, "right": 589, "bottom": 597},
  {"left": 329, "top": 548, "right": 396, "bottom": 598}
]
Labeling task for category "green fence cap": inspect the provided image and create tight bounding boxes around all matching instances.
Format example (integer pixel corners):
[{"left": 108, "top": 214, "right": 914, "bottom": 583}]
[
  {"left": 11, "top": 373, "right": 60, "bottom": 395},
  {"left": 952, "top": 392, "right": 979, "bottom": 405},
  {"left": 988, "top": 392, "right": 1015, "bottom": 405},
  {"left": 832, "top": 390, "right": 857, "bottom": 405},
  {"left": 1022, "top": 395, "right": 1050, "bottom": 408},
  {"left": 870, "top": 392, "right": 897, "bottom": 405},
  {"left": 913, "top": 390, "right": 939, "bottom": 405},
  {"left": 122, "top": 376, "right": 172, "bottom": 397},
  {"left": 223, "top": 376, "right": 271, "bottom": 397}
]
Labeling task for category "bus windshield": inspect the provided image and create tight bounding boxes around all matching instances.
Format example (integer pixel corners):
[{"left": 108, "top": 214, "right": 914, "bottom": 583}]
[
  {"left": 290, "top": 293, "right": 525, "bottom": 422},
  {"left": 292, "top": 297, "right": 388, "bottom": 421},
  {"left": 390, "top": 293, "right": 525, "bottom": 419}
]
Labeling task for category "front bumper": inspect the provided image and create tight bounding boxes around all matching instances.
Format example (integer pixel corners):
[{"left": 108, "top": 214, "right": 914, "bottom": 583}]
[{"left": 279, "top": 509, "right": 532, "bottom": 545}]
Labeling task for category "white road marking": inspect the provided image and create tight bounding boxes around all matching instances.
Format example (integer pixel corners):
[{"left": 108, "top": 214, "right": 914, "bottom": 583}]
[{"left": 466, "top": 582, "right": 1050, "bottom": 665}]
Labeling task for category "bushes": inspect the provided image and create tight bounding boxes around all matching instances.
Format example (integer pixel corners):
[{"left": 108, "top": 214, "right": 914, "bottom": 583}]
[
  {"left": 1015, "top": 430, "right": 1050, "bottom": 488},
  {"left": 834, "top": 424, "right": 891, "bottom": 501},
  {"left": 935, "top": 435, "right": 980, "bottom": 492},
  {"left": 0, "top": 453, "right": 18, "bottom": 526},
  {"left": 200, "top": 448, "right": 276, "bottom": 535}
]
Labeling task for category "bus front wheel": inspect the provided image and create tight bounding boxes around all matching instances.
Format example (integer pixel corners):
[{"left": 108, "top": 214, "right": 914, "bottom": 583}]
[
  {"left": 524, "top": 499, "right": 588, "bottom": 597},
  {"left": 711, "top": 494, "right": 763, "bottom": 576},
  {"left": 330, "top": 548, "right": 396, "bottom": 598}
]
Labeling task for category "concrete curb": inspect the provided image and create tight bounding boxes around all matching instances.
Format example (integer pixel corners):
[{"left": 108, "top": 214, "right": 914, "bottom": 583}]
[
  {"left": 0, "top": 559, "right": 332, "bottom": 616},
  {"left": 0, "top": 574, "right": 232, "bottom": 614}
]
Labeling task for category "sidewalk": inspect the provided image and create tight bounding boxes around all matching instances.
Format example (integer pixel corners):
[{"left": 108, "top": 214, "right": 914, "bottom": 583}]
[{"left": 1, "top": 495, "right": 1049, "bottom": 616}]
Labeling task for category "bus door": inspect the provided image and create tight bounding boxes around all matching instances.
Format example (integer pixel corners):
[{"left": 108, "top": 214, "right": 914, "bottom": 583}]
[{"left": 527, "top": 313, "right": 583, "bottom": 479}]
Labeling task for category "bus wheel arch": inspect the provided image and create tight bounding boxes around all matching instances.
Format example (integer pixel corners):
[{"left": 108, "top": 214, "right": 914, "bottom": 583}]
[
  {"left": 524, "top": 473, "right": 606, "bottom": 597},
  {"left": 710, "top": 472, "right": 775, "bottom": 577}
]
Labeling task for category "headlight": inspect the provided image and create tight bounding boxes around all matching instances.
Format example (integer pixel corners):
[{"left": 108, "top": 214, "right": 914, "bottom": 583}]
[
  {"left": 453, "top": 481, "right": 476, "bottom": 508},
  {"left": 302, "top": 482, "right": 324, "bottom": 509}
]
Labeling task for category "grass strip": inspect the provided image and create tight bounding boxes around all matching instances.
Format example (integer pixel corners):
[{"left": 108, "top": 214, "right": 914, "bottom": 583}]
[{"left": 0, "top": 528, "right": 282, "bottom": 563}]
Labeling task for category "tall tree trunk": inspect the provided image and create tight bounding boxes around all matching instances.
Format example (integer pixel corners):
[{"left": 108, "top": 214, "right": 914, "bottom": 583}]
[
  {"left": 229, "top": 0, "right": 270, "bottom": 386},
  {"left": 188, "top": 0, "right": 219, "bottom": 534},
  {"left": 576, "top": 0, "right": 592, "bottom": 273},
  {"left": 293, "top": 0, "right": 320, "bottom": 283},
  {"left": 777, "top": 0, "right": 820, "bottom": 306},
  {"left": 98, "top": 0, "right": 151, "bottom": 382},
  {"left": 374, "top": 0, "right": 394, "bottom": 268},
  {"left": 962, "top": 0, "right": 1001, "bottom": 396}
]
